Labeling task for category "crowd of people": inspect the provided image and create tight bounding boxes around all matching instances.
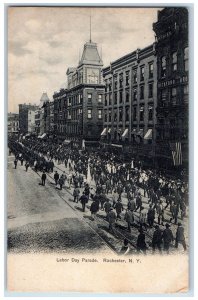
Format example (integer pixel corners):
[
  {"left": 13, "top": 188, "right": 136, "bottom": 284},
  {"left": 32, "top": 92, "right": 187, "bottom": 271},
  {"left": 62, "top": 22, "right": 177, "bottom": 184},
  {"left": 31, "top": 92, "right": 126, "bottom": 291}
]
[{"left": 8, "top": 135, "right": 189, "bottom": 254}]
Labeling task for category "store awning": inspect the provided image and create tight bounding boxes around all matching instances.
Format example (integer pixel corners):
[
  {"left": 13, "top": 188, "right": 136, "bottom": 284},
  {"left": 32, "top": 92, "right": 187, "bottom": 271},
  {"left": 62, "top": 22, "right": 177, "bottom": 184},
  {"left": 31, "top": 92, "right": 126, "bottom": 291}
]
[
  {"left": 101, "top": 128, "right": 107, "bottom": 136},
  {"left": 111, "top": 144, "right": 123, "bottom": 148},
  {"left": 39, "top": 133, "right": 46, "bottom": 139},
  {"left": 122, "top": 128, "right": 128, "bottom": 138},
  {"left": 144, "top": 129, "right": 153, "bottom": 140},
  {"left": 63, "top": 139, "right": 71, "bottom": 145}
]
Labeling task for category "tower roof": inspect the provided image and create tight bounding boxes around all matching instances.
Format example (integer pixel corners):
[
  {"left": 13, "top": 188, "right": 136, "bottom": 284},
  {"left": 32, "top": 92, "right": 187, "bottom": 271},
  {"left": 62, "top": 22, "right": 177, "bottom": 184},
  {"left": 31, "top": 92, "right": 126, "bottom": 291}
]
[
  {"left": 79, "top": 41, "right": 103, "bottom": 67},
  {"left": 40, "top": 92, "right": 50, "bottom": 102},
  {"left": 40, "top": 92, "right": 49, "bottom": 107}
]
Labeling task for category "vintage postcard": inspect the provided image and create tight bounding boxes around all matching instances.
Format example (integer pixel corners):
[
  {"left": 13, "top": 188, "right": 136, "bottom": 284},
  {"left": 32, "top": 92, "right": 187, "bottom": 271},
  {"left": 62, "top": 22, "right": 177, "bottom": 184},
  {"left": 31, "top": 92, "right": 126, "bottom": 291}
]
[{"left": 7, "top": 5, "right": 190, "bottom": 294}]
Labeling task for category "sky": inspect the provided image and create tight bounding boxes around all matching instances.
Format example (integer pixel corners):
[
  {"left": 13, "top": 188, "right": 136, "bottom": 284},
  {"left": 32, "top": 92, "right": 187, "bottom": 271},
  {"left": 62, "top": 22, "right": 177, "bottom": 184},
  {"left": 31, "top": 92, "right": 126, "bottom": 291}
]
[{"left": 8, "top": 6, "right": 162, "bottom": 113}]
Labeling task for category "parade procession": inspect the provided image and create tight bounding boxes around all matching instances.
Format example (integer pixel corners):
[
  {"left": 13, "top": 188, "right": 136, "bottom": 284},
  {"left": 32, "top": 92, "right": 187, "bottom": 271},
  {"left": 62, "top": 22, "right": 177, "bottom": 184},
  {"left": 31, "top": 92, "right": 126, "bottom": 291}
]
[{"left": 7, "top": 7, "right": 189, "bottom": 256}]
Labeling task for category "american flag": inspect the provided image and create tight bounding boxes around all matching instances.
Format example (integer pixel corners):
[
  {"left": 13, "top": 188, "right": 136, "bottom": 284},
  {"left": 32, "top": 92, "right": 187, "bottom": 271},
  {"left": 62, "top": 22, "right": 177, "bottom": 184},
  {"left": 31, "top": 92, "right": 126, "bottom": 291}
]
[{"left": 169, "top": 142, "right": 182, "bottom": 166}]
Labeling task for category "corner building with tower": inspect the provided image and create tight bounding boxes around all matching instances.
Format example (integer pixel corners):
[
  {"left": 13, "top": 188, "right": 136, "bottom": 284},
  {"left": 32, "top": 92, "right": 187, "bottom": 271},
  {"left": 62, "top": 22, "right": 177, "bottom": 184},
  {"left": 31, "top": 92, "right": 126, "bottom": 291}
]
[{"left": 58, "top": 40, "right": 105, "bottom": 147}]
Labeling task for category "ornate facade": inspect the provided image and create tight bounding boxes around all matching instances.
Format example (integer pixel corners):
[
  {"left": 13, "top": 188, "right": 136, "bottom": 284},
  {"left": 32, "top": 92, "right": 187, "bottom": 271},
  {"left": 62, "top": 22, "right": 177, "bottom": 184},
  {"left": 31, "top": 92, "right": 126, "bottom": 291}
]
[{"left": 153, "top": 7, "right": 189, "bottom": 168}]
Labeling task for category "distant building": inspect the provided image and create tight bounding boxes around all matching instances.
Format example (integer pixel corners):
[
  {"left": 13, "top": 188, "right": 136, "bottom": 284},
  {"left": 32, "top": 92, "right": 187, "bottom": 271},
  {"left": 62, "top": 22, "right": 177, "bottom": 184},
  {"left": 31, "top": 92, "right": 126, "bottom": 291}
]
[
  {"left": 153, "top": 7, "right": 189, "bottom": 168},
  {"left": 8, "top": 113, "right": 19, "bottom": 134},
  {"left": 35, "top": 92, "right": 50, "bottom": 136},
  {"left": 53, "top": 88, "right": 67, "bottom": 142},
  {"left": 44, "top": 101, "right": 54, "bottom": 136},
  {"left": 27, "top": 109, "right": 36, "bottom": 133},
  {"left": 18, "top": 103, "right": 38, "bottom": 134},
  {"left": 102, "top": 44, "right": 157, "bottom": 163},
  {"left": 35, "top": 109, "right": 40, "bottom": 136}
]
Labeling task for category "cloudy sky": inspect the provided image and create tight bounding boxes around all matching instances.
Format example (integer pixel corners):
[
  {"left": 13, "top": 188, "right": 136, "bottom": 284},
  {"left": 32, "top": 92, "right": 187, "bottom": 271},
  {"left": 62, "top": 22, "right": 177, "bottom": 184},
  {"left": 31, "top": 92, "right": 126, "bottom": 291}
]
[{"left": 8, "top": 6, "right": 162, "bottom": 113}]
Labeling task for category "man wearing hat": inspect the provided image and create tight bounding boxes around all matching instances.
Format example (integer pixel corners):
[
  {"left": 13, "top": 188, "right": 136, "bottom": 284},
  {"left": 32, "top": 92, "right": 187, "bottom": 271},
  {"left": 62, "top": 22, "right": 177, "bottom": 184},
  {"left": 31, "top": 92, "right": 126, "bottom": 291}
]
[
  {"left": 107, "top": 208, "right": 117, "bottom": 234},
  {"left": 175, "top": 223, "right": 187, "bottom": 251},
  {"left": 152, "top": 225, "right": 162, "bottom": 254},
  {"left": 162, "top": 223, "right": 174, "bottom": 254},
  {"left": 137, "top": 228, "right": 147, "bottom": 254},
  {"left": 115, "top": 199, "right": 124, "bottom": 220},
  {"left": 54, "top": 171, "right": 59, "bottom": 186}
]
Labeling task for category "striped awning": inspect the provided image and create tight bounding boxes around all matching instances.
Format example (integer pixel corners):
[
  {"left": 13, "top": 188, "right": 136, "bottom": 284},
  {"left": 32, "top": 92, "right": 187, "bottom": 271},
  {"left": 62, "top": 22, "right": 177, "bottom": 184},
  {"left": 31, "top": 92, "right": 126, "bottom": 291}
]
[
  {"left": 101, "top": 128, "right": 107, "bottom": 136},
  {"left": 63, "top": 139, "right": 71, "bottom": 144},
  {"left": 39, "top": 133, "right": 46, "bottom": 139},
  {"left": 144, "top": 129, "right": 152, "bottom": 140},
  {"left": 122, "top": 128, "right": 128, "bottom": 138}
]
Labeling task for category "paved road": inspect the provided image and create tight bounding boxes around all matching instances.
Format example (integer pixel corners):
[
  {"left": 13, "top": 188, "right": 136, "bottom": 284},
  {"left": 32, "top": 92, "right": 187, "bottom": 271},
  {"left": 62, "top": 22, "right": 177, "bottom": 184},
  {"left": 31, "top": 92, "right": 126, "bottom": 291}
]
[
  {"left": 7, "top": 154, "right": 189, "bottom": 255},
  {"left": 7, "top": 156, "right": 112, "bottom": 254}
]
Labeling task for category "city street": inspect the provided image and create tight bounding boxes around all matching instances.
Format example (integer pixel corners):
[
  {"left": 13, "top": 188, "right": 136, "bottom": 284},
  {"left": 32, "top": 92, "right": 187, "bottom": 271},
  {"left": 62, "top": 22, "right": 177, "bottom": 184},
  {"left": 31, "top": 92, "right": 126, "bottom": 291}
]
[
  {"left": 7, "top": 151, "right": 189, "bottom": 255},
  {"left": 7, "top": 155, "right": 112, "bottom": 254}
]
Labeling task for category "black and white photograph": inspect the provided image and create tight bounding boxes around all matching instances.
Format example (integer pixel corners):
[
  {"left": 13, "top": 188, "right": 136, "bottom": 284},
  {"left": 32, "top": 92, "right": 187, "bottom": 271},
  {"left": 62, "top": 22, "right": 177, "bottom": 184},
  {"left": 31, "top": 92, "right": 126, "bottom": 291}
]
[{"left": 6, "top": 5, "right": 190, "bottom": 294}]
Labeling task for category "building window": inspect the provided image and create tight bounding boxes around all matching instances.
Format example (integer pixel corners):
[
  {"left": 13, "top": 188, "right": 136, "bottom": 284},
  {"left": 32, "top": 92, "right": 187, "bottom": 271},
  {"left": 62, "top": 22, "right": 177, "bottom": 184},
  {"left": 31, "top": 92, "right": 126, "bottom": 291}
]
[
  {"left": 140, "top": 86, "right": 144, "bottom": 99},
  {"left": 133, "top": 106, "right": 137, "bottom": 120},
  {"left": 184, "top": 85, "right": 188, "bottom": 95},
  {"left": 148, "top": 83, "right": 153, "bottom": 98},
  {"left": 105, "top": 112, "right": 107, "bottom": 122},
  {"left": 109, "top": 110, "right": 112, "bottom": 122},
  {"left": 161, "top": 89, "right": 167, "bottom": 101},
  {"left": 114, "top": 111, "right": 117, "bottom": 122},
  {"left": 140, "top": 106, "right": 144, "bottom": 121},
  {"left": 119, "top": 76, "right": 123, "bottom": 88},
  {"left": 88, "top": 93, "right": 92, "bottom": 102},
  {"left": 109, "top": 94, "right": 112, "bottom": 106},
  {"left": 98, "top": 109, "right": 102, "bottom": 119},
  {"left": 126, "top": 72, "right": 129, "bottom": 86},
  {"left": 114, "top": 80, "right": 118, "bottom": 90},
  {"left": 161, "top": 56, "right": 166, "bottom": 77},
  {"left": 109, "top": 84, "right": 112, "bottom": 92},
  {"left": 119, "top": 109, "right": 123, "bottom": 122},
  {"left": 68, "top": 111, "right": 71, "bottom": 119},
  {"left": 114, "top": 93, "right": 117, "bottom": 105},
  {"left": 88, "top": 109, "right": 92, "bottom": 119},
  {"left": 184, "top": 47, "right": 189, "bottom": 71},
  {"left": 87, "top": 74, "right": 98, "bottom": 84},
  {"left": 148, "top": 106, "right": 153, "bottom": 120},
  {"left": 125, "top": 107, "right": 129, "bottom": 122},
  {"left": 105, "top": 95, "right": 107, "bottom": 106},
  {"left": 171, "top": 87, "right": 177, "bottom": 97},
  {"left": 172, "top": 52, "right": 177, "bottom": 71},
  {"left": 68, "top": 98, "right": 71, "bottom": 106},
  {"left": 126, "top": 90, "right": 129, "bottom": 103},
  {"left": 98, "top": 94, "right": 102, "bottom": 103},
  {"left": 119, "top": 91, "right": 123, "bottom": 103},
  {"left": 149, "top": 63, "right": 154, "bottom": 78},
  {"left": 133, "top": 88, "right": 137, "bottom": 101},
  {"left": 140, "top": 66, "right": 145, "bottom": 81},
  {"left": 133, "top": 69, "right": 137, "bottom": 83}
]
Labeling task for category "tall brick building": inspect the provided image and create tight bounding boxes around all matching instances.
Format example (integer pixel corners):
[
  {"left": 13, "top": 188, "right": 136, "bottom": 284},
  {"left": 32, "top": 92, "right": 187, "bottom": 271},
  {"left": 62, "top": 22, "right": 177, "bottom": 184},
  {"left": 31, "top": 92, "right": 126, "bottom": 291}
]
[
  {"left": 153, "top": 7, "right": 189, "bottom": 168},
  {"left": 102, "top": 44, "right": 157, "bottom": 162},
  {"left": 8, "top": 113, "right": 19, "bottom": 134}
]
